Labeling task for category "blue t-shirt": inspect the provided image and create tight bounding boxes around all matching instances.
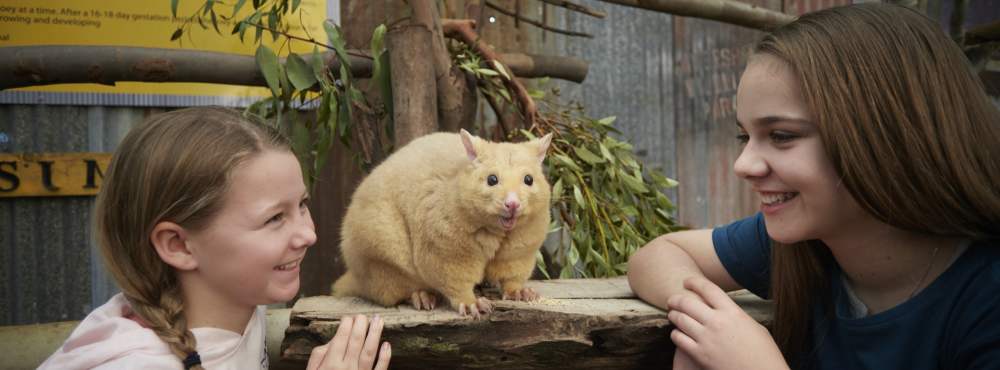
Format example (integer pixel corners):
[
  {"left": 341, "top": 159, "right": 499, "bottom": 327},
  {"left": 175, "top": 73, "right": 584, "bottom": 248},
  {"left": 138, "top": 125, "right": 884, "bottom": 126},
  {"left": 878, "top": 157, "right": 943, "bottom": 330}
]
[{"left": 712, "top": 212, "right": 1000, "bottom": 370}]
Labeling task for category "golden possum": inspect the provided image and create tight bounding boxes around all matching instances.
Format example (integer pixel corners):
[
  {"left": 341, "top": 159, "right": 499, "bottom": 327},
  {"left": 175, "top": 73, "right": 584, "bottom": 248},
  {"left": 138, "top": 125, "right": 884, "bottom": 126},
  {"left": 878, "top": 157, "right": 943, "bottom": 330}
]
[{"left": 332, "top": 129, "right": 552, "bottom": 317}]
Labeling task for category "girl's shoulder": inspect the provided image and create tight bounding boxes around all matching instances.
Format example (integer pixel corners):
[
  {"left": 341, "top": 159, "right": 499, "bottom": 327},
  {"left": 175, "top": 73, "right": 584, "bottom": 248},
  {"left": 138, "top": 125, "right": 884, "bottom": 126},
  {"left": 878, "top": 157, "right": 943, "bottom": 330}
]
[{"left": 38, "top": 294, "right": 176, "bottom": 369}]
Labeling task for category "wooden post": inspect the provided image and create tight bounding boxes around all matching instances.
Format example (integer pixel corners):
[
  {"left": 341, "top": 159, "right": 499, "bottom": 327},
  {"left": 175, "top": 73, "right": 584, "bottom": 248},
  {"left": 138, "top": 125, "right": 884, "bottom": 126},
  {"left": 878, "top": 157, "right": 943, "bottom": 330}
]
[{"left": 281, "top": 278, "right": 772, "bottom": 369}]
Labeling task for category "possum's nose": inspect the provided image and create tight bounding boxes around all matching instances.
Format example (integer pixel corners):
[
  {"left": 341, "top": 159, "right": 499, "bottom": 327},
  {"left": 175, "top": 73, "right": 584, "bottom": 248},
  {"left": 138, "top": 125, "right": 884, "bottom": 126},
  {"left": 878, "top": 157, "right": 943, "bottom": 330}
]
[{"left": 504, "top": 193, "right": 521, "bottom": 213}]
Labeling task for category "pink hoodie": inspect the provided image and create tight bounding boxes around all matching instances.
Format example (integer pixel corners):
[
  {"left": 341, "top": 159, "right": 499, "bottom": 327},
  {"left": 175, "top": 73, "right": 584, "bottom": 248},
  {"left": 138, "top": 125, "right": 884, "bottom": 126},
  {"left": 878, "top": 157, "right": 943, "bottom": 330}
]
[{"left": 39, "top": 293, "right": 268, "bottom": 370}]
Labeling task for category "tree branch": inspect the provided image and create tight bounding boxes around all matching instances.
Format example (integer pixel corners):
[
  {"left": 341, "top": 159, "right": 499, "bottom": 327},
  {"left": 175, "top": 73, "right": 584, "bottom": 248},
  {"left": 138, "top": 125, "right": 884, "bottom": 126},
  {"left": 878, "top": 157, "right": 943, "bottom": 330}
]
[
  {"left": 595, "top": 0, "right": 795, "bottom": 31},
  {"left": 0, "top": 45, "right": 370, "bottom": 91},
  {"left": 537, "top": 0, "right": 607, "bottom": 19},
  {"left": 0, "top": 46, "right": 585, "bottom": 90},
  {"left": 443, "top": 19, "right": 539, "bottom": 132},
  {"left": 485, "top": 1, "right": 594, "bottom": 38}
]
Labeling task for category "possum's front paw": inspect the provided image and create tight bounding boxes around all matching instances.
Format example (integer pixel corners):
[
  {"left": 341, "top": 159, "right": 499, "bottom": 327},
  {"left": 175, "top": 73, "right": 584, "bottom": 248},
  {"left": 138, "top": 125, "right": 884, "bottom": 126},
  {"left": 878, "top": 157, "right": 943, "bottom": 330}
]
[
  {"left": 503, "top": 287, "right": 540, "bottom": 301},
  {"left": 410, "top": 290, "right": 438, "bottom": 310},
  {"left": 456, "top": 297, "right": 493, "bottom": 318}
]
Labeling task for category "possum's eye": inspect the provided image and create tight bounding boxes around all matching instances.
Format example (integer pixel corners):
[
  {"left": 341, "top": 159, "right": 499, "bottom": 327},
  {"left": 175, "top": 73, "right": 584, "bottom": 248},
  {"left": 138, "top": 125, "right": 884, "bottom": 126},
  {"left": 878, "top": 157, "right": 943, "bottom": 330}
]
[
  {"left": 524, "top": 174, "right": 533, "bottom": 186},
  {"left": 487, "top": 174, "right": 499, "bottom": 186}
]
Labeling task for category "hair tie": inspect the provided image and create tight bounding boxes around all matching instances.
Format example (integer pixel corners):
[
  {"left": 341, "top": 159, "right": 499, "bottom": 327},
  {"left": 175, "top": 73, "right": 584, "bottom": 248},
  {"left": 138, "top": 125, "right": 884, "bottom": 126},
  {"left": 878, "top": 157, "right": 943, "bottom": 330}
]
[{"left": 183, "top": 352, "right": 201, "bottom": 369}]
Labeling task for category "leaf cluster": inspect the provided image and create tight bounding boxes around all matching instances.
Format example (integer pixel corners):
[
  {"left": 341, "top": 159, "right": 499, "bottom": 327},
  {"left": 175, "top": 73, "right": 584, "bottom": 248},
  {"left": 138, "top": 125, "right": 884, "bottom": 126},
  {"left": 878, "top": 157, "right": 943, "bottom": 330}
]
[
  {"left": 175, "top": 0, "right": 388, "bottom": 191},
  {"left": 526, "top": 95, "right": 683, "bottom": 278}
]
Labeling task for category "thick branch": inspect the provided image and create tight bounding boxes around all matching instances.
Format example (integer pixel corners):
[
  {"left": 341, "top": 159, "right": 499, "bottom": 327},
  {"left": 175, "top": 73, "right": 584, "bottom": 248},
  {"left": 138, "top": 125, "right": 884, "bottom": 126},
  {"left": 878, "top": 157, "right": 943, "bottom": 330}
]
[
  {"left": 0, "top": 45, "right": 370, "bottom": 91},
  {"left": 417, "top": 0, "right": 475, "bottom": 133},
  {"left": 486, "top": 1, "right": 595, "bottom": 38},
  {"left": 443, "top": 19, "right": 538, "bottom": 131},
  {"left": 0, "top": 46, "right": 585, "bottom": 90},
  {"left": 387, "top": 23, "right": 438, "bottom": 147},
  {"left": 596, "top": 0, "right": 795, "bottom": 31},
  {"left": 280, "top": 278, "right": 773, "bottom": 369},
  {"left": 537, "top": 0, "right": 607, "bottom": 18}
]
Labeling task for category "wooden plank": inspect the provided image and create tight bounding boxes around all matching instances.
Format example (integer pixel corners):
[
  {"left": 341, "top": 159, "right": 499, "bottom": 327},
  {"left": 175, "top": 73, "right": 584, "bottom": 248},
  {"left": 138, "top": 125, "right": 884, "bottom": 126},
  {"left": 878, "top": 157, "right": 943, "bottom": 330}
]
[
  {"left": 0, "top": 153, "right": 110, "bottom": 197},
  {"left": 281, "top": 278, "right": 772, "bottom": 369}
]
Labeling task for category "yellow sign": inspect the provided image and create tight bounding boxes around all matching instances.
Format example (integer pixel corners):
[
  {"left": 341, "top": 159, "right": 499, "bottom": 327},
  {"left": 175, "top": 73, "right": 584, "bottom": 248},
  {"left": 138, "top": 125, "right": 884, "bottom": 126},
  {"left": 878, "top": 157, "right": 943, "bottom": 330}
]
[
  {"left": 0, "top": 153, "right": 111, "bottom": 197},
  {"left": 0, "top": 0, "right": 327, "bottom": 101}
]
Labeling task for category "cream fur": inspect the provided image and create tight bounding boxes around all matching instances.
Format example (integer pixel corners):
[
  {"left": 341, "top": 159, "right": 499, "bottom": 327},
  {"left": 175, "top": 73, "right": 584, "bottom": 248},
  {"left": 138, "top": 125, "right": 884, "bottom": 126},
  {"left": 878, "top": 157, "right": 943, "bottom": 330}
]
[{"left": 332, "top": 130, "right": 552, "bottom": 312}]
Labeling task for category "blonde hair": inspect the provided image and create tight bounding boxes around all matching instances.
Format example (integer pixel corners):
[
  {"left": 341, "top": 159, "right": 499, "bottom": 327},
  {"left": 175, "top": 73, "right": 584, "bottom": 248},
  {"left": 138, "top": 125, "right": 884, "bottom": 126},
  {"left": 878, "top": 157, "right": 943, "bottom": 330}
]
[
  {"left": 95, "top": 107, "right": 290, "bottom": 368},
  {"left": 754, "top": 3, "right": 1000, "bottom": 364}
]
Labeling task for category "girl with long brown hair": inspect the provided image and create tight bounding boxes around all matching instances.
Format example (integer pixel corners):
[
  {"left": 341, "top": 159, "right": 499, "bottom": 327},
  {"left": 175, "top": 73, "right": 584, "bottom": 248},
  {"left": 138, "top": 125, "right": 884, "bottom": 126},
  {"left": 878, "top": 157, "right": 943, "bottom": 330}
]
[
  {"left": 628, "top": 3, "right": 1000, "bottom": 369},
  {"left": 40, "top": 107, "right": 391, "bottom": 370}
]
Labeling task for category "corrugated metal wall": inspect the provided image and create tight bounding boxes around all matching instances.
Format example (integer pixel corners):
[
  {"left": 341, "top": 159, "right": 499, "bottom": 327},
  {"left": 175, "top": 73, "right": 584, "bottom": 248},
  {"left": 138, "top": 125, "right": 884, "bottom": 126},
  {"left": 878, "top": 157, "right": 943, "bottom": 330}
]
[{"left": 0, "top": 106, "right": 156, "bottom": 325}]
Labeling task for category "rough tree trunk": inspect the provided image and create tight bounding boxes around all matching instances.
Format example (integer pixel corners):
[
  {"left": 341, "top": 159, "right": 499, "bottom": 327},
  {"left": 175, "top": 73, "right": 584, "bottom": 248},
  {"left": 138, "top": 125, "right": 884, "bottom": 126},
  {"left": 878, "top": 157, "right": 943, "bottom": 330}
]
[{"left": 280, "top": 278, "right": 772, "bottom": 370}]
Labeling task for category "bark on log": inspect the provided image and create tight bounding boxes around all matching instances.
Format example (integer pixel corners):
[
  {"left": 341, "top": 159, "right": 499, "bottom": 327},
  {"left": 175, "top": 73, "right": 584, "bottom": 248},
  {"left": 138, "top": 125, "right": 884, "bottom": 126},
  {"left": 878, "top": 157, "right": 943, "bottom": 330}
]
[
  {"left": 280, "top": 278, "right": 772, "bottom": 370},
  {"left": 596, "top": 0, "right": 795, "bottom": 31},
  {"left": 0, "top": 46, "right": 588, "bottom": 90},
  {"left": 387, "top": 23, "right": 439, "bottom": 147}
]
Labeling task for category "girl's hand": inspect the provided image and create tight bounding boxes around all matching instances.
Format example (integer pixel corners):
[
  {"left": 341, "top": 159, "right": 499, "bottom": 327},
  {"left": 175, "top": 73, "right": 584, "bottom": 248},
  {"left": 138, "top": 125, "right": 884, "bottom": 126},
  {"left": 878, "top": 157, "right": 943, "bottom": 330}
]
[
  {"left": 306, "top": 314, "right": 391, "bottom": 370},
  {"left": 672, "top": 347, "right": 703, "bottom": 370},
  {"left": 666, "top": 276, "right": 788, "bottom": 370}
]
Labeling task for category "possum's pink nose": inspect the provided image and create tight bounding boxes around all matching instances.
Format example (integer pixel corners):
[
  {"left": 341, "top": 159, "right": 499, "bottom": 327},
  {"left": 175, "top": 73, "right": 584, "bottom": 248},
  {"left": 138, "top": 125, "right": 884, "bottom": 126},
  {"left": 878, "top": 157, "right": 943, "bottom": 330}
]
[{"left": 505, "top": 200, "right": 520, "bottom": 212}]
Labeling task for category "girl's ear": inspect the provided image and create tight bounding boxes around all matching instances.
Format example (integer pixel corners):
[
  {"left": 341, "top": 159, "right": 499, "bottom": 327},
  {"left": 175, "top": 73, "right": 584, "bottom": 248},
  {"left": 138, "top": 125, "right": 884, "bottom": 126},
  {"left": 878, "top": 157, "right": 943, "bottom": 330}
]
[{"left": 150, "top": 221, "right": 198, "bottom": 271}]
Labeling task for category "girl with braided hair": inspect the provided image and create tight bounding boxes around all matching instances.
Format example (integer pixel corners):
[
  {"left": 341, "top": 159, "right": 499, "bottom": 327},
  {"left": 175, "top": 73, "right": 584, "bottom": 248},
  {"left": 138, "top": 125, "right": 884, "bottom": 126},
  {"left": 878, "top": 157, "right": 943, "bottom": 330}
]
[{"left": 40, "top": 107, "right": 391, "bottom": 370}]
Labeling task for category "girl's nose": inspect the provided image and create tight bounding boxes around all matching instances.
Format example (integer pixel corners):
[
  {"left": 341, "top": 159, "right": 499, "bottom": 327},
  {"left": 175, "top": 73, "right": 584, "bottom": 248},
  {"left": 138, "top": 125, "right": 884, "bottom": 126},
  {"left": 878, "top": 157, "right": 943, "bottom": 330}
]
[
  {"left": 292, "top": 215, "right": 317, "bottom": 249},
  {"left": 733, "top": 143, "right": 769, "bottom": 179}
]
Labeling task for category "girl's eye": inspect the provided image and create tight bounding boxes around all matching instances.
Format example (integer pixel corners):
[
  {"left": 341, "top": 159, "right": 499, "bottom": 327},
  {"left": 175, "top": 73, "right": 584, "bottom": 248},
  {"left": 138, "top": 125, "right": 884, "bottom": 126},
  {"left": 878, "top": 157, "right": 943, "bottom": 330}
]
[
  {"left": 524, "top": 174, "right": 533, "bottom": 186},
  {"left": 266, "top": 213, "right": 284, "bottom": 224},
  {"left": 299, "top": 198, "right": 309, "bottom": 211},
  {"left": 770, "top": 131, "right": 797, "bottom": 143},
  {"left": 736, "top": 132, "right": 750, "bottom": 144},
  {"left": 487, "top": 174, "right": 499, "bottom": 186}
]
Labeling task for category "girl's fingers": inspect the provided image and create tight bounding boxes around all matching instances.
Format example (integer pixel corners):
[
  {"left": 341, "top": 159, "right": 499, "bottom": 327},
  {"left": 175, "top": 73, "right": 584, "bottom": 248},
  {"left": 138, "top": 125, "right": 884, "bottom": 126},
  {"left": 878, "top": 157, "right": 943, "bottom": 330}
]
[
  {"left": 306, "top": 344, "right": 329, "bottom": 370},
  {"left": 373, "top": 342, "right": 392, "bottom": 370},
  {"left": 667, "top": 310, "right": 706, "bottom": 340},
  {"left": 670, "top": 328, "right": 699, "bottom": 356},
  {"left": 358, "top": 315, "right": 384, "bottom": 369},
  {"left": 666, "top": 293, "right": 714, "bottom": 325},
  {"left": 343, "top": 314, "right": 370, "bottom": 362},
  {"left": 326, "top": 315, "right": 355, "bottom": 366},
  {"left": 683, "top": 276, "right": 735, "bottom": 310}
]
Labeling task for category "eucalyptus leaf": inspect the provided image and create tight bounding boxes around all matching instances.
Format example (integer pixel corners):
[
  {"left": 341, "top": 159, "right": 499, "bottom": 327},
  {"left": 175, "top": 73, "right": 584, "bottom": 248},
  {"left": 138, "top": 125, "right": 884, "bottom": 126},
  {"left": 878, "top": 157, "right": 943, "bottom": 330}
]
[
  {"left": 255, "top": 45, "right": 281, "bottom": 97},
  {"left": 286, "top": 53, "right": 317, "bottom": 90},
  {"left": 573, "top": 146, "right": 605, "bottom": 164}
]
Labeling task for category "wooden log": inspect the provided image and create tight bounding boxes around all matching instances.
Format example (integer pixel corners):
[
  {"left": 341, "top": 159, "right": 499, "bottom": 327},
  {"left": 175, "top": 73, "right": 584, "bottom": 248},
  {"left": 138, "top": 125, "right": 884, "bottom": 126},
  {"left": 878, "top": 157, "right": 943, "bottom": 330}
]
[{"left": 281, "top": 278, "right": 772, "bottom": 369}]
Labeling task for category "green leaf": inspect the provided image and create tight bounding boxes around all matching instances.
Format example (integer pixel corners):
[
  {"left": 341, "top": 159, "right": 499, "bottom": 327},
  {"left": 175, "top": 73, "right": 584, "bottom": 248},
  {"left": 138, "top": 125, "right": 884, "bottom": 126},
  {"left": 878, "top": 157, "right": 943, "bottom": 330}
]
[
  {"left": 572, "top": 185, "right": 585, "bottom": 208},
  {"left": 267, "top": 11, "right": 278, "bottom": 41},
  {"left": 231, "top": 0, "right": 247, "bottom": 18},
  {"left": 620, "top": 171, "right": 649, "bottom": 194},
  {"left": 554, "top": 154, "right": 582, "bottom": 172},
  {"left": 286, "top": 53, "right": 317, "bottom": 90},
  {"left": 535, "top": 250, "right": 551, "bottom": 279},
  {"left": 170, "top": 28, "right": 183, "bottom": 41},
  {"left": 255, "top": 45, "right": 282, "bottom": 97},
  {"left": 292, "top": 0, "right": 302, "bottom": 12},
  {"left": 599, "top": 143, "right": 614, "bottom": 162},
  {"left": 597, "top": 116, "right": 617, "bottom": 126},
  {"left": 370, "top": 24, "right": 386, "bottom": 55},
  {"left": 476, "top": 68, "right": 499, "bottom": 77},
  {"left": 210, "top": 9, "right": 221, "bottom": 33},
  {"left": 171, "top": 0, "right": 179, "bottom": 17},
  {"left": 573, "top": 145, "right": 605, "bottom": 164},
  {"left": 559, "top": 265, "right": 575, "bottom": 279},
  {"left": 551, "top": 178, "right": 564, "bottom": 199},
  {"left": 323, "top": 21, "right": 349, "bottom": 65},
  {"left": 492, "top": 60, "right": 511, "bottom": 80}
]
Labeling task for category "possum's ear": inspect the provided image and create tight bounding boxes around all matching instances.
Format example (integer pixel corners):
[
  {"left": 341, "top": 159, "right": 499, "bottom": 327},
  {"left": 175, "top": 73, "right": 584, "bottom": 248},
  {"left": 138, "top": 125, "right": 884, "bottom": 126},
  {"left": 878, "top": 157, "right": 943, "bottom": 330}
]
[
  {"left": 536, "top": 133, "right": 553, "bottom": 164},
  {"left": 460, "top": 129, "right": 478, "bottom": 162}
]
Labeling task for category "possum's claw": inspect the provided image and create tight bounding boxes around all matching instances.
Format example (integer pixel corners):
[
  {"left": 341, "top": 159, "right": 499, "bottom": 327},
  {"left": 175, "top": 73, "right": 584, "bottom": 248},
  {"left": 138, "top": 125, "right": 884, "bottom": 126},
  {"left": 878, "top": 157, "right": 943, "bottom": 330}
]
[
  {"left": 503, "top": 287, "right": 540, "bottom": 301},
  {"left": 410, "top": 290, "right": 438, "bottom": 310},
  {"left": 458, "top": 297, "right": 493, "bottom": 318}
]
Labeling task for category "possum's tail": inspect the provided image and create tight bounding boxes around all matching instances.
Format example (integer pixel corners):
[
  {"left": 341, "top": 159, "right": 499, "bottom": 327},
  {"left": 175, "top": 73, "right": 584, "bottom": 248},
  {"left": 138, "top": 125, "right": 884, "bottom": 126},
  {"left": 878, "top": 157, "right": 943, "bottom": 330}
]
[{"left": 331, "top": 272, "right": 361, "bottom": 297}]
